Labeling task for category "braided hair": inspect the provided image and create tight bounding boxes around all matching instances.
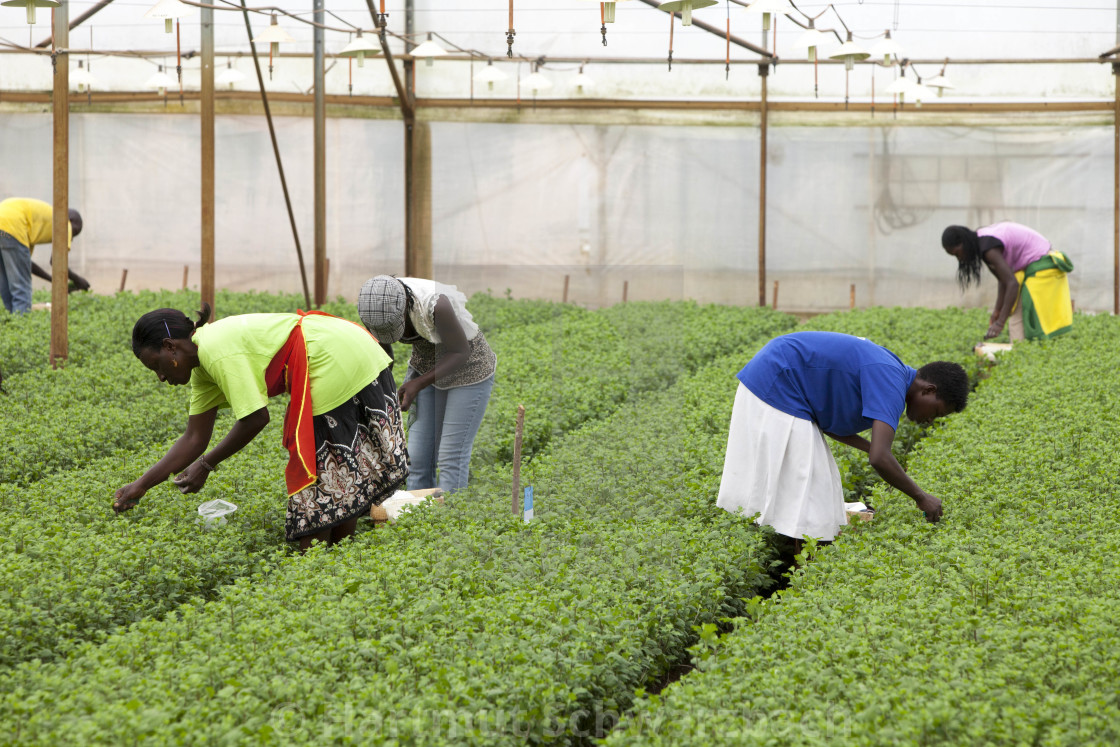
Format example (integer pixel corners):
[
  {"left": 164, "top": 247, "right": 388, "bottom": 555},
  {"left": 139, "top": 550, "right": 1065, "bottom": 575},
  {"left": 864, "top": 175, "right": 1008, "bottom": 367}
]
[{"left": 131, "top": 303, "right": 212, "bottom": 357}]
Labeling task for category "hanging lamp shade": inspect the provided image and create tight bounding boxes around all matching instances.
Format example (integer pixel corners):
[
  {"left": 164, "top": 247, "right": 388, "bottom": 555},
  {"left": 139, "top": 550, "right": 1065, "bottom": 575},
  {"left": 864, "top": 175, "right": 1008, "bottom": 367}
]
[
  {"left": 909, "top": 79, "right": 932, "bottom": 105},
  {"left": 924, "top": 74, "right": 955, "bottom": 97},
  {"left": 884, "top": 76, "right": 915, "bottom": 96},
  {"left": 868, "top": 30, "right": 903, "bottom": 66},
  {"left": 573, "top": 71, "right": 596, "bottom": 94},
  {"left": 885, "top": 75, "right": 929, "bottom": 106},
  {"left": 216, "top": 64, "right": 246, "bottom": 88},
  {"left": 143, "top": 0, "right": 194, "bottom": 33},
  {"left": 579, "top": 0, "right": 633, "bottom": 24},
  {"left": 146, "top": 66, "right": 175, "bottom": 94},
  {"left": 742, "top": 0, "right": 792, "bottom": 32},
  {"left": 339, "top": 31, "right": 379, "bottom": 67},
  {"left": 1, "top": 0, "right": 59, "bottom": 26},
  {"left": 828, "top": 32, "right": 869, "bottom": 71},
  {"left": 410, "top": 38, "right": 448, "bottom": 65},
  {"left": 473, "top": 60, "right": 507, "bottom": 91},
  {"left": 253, "top": 15, "right": 295, "bottom": 58},
  {"left": 658, "top": 0, "right": 717, "bottom": 27},
  {"left": 70, "top": 62, "right": 99, "bottom": 91},
  {"left": 792, "top": 22, "right": 833, "bottom": 62},
  {"left": 524, "top": 70, "right": 553, "bottom": 92},
  {"left": 410, "top": 42, "right": 446, "bottom": 58},
  {"left": 253, "top": 17, "right": 295, "bottom": 44}
]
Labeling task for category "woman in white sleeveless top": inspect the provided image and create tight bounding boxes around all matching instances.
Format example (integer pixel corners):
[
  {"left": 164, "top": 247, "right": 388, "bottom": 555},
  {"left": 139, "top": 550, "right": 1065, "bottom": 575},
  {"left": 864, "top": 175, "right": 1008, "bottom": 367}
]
[{"left": 358, "top": 275, "right": 496, "bottom": 493}]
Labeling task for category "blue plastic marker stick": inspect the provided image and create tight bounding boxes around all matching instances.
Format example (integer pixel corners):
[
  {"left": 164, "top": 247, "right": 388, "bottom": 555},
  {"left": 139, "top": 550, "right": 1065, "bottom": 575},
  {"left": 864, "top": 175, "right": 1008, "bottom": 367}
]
[{"left": 524, "top": 486, "right": 534, "bottom": 522}]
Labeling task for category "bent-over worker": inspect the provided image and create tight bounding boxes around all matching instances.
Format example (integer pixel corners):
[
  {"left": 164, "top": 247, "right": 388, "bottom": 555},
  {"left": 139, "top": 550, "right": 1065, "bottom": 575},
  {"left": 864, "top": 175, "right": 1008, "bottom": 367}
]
[
  {"left": 717, "top": 331, "right": 969, "bottom": 546},
  {"left": 942, "top": 222, "right": 1073, "bottom": 341},
  {"left": 113, "top": 304, "right": 409, "bottom": 550},
  {"left": 0, "top": 197, "right": 90, "bottom": 313},
  {"left": 358, "top": 275, "right": 496, "bottom": 494}
]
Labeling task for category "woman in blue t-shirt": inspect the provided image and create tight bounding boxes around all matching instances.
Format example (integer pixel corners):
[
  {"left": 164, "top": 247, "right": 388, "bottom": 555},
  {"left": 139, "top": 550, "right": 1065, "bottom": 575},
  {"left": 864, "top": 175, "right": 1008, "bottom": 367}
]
[{"left": 717, "top": 331, "right": 969, "bottom": 551}]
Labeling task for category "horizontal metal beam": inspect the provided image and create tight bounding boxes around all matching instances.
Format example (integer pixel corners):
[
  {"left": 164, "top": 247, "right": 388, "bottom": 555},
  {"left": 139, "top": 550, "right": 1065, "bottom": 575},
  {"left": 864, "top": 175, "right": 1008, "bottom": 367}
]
[
  {"left": 0, "top": 89, "right": 1112, "bottom": 115},
  {"left": 0, "top": 47, "right": 1108, "bottom": 66}
]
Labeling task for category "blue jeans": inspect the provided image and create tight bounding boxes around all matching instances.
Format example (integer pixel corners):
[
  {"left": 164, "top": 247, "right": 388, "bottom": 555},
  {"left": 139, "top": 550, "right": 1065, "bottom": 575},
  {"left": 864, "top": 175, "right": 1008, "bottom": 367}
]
[
  {"left": 405, "top": 372, "right": 494, "bottom": 493},
  {"left": 0, "top": 232, "right": 32, "bottom": 314}
]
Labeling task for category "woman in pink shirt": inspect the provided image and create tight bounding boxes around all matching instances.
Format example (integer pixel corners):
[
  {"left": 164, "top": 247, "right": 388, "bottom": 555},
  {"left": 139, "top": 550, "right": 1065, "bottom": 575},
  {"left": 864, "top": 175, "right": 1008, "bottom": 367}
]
[{"left": 941, "top": 222, "right": 1054, "bottom": 341}]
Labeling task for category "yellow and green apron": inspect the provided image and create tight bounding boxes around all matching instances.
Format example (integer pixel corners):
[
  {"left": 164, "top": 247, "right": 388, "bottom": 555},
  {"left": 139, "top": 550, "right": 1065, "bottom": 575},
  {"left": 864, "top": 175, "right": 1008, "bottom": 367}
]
[{"left": 1014, "top": 251, "right": 1074, "bottom": 341}]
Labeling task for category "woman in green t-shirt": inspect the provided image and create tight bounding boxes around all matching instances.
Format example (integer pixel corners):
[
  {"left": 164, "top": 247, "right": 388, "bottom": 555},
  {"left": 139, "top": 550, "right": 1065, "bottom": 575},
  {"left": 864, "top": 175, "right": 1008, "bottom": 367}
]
[{"left": 112, "top": 303, "right": 409, "bottom": 551}]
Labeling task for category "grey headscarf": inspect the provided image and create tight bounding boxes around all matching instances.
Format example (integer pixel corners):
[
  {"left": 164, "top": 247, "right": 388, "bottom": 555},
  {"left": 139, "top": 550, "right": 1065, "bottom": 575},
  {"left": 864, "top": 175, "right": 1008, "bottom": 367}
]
[{"left": 358, "top": 275, "right": 408, "bottom": 343}]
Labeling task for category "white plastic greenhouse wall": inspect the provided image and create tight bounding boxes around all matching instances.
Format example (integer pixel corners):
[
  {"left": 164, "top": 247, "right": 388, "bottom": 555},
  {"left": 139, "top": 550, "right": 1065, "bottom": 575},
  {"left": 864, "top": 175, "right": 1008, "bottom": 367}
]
[
  {"left": 1, "top": 1, "right": 1118, "bottom": 310},
  {"left": 0, "top": 111, "right": 1114, "bottom": 309}
]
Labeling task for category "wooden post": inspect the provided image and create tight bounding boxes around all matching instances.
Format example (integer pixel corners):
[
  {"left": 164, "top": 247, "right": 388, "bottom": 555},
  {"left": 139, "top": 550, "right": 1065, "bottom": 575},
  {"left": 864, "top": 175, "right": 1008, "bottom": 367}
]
[
  {"left": 201, "top": 4, "right": 215, "bottom": 315},
  {"left": 182, "top": 264, "right": 189, "bottom": 289},
  {"left": 313, "top": 0, "right": 326, "bottom": 307},
  {"left": 511, "top": 404, "right": 525, "bottom": 516},
  {"left": 406, "top": 121, "right": 433, "bottom": 278},
  {"left": 562, "top": 274, "right": 570, "bottom": 303},
  {"left": 622, "top": 280, "right": 629, "bottom": 303},
  {"left": 758, "top": 60, "right": 769, "bottom": 307},
  {"left": 850, "top": 283, "right": 856, "bottom": 310},
  {"left": 119, "top": 268, "right": 128, "bottom": 293},
  {"left": 50, "top": 2, "right": 70, "bottom": 367},
  {"left": 772, "top": 280, "right": 778, "bottom": 310}
]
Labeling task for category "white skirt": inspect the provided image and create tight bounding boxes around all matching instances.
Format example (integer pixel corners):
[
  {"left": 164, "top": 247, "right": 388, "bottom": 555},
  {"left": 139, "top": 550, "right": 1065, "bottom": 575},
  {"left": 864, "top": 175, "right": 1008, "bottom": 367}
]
[{"left": 716, "top": 383, "right": 847, "bottom": 542}]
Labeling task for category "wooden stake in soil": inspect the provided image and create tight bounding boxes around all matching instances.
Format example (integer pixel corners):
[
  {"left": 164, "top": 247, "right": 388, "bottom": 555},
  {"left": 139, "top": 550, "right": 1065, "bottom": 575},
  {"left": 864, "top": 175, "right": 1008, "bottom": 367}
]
[
  {"left": 849, "top": 283, "right": 856, "bottom": 310},
  {"left": 562, "top": 274, "right": 570, "bottom": 303},
  {"left": 182, "top": 264, "right": 189, "bottom": 290},
  {"left": 119, "top": 269, "right": 128, "bottom": 293},
  {"left": 622, "top": 280, "right": 629, "bottom": 303},
  {"left": 511, "top": 404, "right": 525, "bottom": 516},
  {"left": 772, "top": 280, "right": 779, "bottom": 310}
]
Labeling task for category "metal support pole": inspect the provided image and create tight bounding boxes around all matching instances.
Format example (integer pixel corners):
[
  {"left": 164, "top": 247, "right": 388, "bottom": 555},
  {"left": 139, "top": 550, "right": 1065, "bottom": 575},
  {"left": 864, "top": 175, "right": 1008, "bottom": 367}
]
[
  {"left": 758, "top": 60, "right": 768, "bottom": 308},
  {"left": 400, "top": 0, "right": 430, "bottom": 277},
  {"left": 404, "top": 0, "right": 414, "bottom": 96},
  {"left": 50, "top": 2, "right": 70, "bottom": 366},
  {"left": 1114, "top": 62, "right": 1119, "bottom": 315},
  {"left": 201, "top": 4, "right": 215, "bottom": 314},
  {"left": 366, "top": 0, "right": 419, "bottom": 276},
  {"left": 239, "top": 0, "right": 311, "bottom": 308},
  {"left": 313, "top": 0, "right": 326, "bottom": 306}
]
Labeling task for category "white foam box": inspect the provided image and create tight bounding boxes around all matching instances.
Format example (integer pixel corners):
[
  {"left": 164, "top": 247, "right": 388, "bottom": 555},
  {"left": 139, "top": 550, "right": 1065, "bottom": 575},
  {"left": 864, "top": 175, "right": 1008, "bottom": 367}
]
[{"left": 845, "top": 501, "right": 875, "bottom": 524}]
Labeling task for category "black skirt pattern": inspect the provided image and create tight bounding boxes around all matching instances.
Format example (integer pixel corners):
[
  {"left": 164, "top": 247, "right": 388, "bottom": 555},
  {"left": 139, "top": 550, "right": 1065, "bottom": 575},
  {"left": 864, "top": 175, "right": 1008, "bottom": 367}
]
[{"left": 285, "top": 367, "right": 409, "bottom": 540}]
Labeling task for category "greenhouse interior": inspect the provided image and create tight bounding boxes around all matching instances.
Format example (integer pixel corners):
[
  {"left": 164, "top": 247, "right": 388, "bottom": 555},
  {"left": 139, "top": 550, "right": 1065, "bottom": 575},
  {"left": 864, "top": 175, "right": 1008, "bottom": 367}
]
[
  {"left": 2, "top": 1, "right": 1120, "bottom": 744},
  {"left": 2, "top": 0, "right": 1118, "bottom": 311}
]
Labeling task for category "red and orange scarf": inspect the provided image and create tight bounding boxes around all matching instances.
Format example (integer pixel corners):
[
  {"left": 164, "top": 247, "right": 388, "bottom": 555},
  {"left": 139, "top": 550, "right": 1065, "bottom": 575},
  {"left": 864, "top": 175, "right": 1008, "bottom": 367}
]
[{"left": 264, "top": 310, "right": 378, "bottom": 496}]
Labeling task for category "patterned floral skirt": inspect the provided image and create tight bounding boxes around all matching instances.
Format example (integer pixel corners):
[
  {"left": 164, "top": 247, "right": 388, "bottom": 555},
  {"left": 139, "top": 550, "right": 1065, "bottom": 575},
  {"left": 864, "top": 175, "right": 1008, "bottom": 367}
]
[{"left": 285, "top": 367, "right": 410, "bottom": 541}]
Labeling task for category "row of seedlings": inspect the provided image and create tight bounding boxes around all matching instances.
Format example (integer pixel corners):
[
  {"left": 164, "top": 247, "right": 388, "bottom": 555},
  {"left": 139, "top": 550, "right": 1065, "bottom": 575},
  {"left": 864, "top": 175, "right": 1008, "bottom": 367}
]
[{"left": 605, "top": 313, "right": 1117, "bottom": 745}]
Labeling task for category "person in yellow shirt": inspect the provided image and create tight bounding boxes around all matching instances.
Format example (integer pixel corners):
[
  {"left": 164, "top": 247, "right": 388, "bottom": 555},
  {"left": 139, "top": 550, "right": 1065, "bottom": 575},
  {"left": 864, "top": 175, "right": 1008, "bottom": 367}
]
[
  {"left": 0, "top": 197, "right": 90, "bottom": 313},
  {"left": 113, "top": 303, "right": 410, "bottom": 551}
]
